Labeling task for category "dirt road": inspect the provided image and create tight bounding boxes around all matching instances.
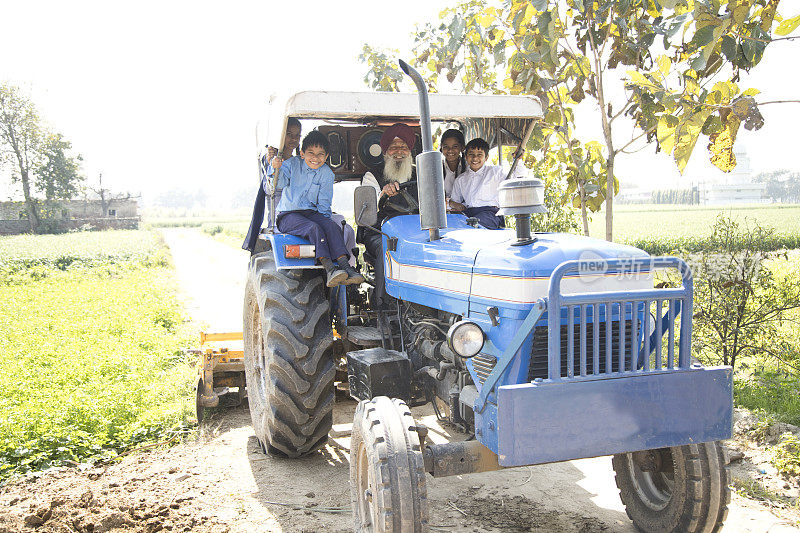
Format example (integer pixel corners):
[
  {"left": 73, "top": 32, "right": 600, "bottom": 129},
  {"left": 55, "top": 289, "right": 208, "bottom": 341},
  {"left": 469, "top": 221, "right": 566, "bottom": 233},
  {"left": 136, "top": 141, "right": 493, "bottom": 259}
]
[{"left": 0, "top": 228, "right": 795, "bottom": 533}]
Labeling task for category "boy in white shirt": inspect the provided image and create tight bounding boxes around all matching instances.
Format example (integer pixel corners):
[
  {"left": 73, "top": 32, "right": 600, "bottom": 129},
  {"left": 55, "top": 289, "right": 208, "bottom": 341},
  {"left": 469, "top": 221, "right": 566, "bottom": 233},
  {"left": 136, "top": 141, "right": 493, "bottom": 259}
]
[{"left": 450, "top": 138, "right": 521, "bottom": 229}]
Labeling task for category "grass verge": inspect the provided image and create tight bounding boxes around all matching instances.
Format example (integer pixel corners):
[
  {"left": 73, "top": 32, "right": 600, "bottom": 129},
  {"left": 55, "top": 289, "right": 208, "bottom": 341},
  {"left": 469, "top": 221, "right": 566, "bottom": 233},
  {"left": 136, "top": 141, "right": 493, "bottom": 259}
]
[
  {"left": 735, "top": 372, "right": 800, "bottom": 428},
  {"left": 732, "top": 477, "right": 800, "bottom": 517},
  {"left": 201, "top": 222, "right": 249, "bottom": 248}
]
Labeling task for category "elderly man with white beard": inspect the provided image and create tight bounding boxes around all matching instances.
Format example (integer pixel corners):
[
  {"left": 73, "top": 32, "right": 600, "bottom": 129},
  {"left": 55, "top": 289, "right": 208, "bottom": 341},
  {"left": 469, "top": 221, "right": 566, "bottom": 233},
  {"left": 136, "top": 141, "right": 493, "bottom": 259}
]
[{"left": 358, "top": 123, "right": 419, "bottom": 309}]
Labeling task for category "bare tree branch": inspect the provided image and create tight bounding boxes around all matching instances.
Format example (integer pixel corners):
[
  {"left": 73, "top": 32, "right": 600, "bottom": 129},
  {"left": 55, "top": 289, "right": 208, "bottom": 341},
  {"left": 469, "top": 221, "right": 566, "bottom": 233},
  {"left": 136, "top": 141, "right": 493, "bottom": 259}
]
[{"left": 615, "top": 125, "right": 655, "bottom": 155}]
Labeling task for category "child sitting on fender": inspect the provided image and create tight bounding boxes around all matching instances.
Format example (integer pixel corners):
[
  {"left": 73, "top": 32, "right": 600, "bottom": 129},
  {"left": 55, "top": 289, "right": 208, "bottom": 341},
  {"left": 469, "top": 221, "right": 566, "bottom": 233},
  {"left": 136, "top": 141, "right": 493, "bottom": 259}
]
[
  {"left": 450, "top": 138, "right": 523, "bottom": 229},
  {"left": 271, "top": 131, "right": 364, "bottom": 287}
]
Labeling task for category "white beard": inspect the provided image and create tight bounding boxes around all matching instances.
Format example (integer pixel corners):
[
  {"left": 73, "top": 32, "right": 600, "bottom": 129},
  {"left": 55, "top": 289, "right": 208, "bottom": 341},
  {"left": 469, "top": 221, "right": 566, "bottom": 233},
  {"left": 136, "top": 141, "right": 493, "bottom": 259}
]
[{"left": 383, "top": 154, "right": 413, "bottom": 183}]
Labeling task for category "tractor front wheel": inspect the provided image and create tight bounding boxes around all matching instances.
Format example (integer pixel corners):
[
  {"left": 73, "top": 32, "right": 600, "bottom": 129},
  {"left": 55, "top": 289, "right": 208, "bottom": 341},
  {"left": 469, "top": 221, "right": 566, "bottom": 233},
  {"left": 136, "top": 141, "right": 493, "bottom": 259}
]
[
  {"left": 243, "top": 248, "right": 335, "bottom": 457},
  {"left": 350, "top": 396, "right": 428, "bottom": 533},
  {"left": 612, "top": 441, "right": 729, "bottom": 533}
]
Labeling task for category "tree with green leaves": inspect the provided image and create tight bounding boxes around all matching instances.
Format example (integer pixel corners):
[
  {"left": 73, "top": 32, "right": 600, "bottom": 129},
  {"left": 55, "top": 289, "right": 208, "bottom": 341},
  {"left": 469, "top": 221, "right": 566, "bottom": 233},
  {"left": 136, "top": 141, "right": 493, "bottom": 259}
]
[
  {"left": 36, "top": 132, "right": 83, "bottom": 202},
  {"left": 0, "top": 83, "right": 43, "bottom": 232},
  {"left": 361, "top": 0, "right": 799, "bottom": 240},
  {"left": 360, "top": 45, "right": 406, "bottom": 92},
  {"left": 0, "top": 83, "right": 83, "bottom": 233}
]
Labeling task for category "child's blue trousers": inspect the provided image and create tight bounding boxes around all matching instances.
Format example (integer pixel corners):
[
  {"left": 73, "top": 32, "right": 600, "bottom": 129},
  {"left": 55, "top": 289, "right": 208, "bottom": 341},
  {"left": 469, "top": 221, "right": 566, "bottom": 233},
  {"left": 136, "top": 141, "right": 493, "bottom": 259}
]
[
  {"left": 276, "top": 210, "right": 349, "bottom": 261},
  {"left": 464, "top": 206, "right": 504, "bottom": 230}
]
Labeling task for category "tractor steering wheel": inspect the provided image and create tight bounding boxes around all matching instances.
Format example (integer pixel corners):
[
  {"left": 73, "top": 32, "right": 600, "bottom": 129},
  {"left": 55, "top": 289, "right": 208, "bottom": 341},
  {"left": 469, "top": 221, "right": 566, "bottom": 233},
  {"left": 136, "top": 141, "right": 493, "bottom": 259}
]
[{"left": 381, "top": 180, "right": 419, "bottom": 215}]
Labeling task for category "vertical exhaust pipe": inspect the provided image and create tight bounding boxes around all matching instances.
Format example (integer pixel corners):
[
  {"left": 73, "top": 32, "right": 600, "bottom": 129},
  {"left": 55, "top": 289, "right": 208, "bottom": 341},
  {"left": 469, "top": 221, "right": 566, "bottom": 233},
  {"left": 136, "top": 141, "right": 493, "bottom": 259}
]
[{"left": 399, "top": 59, "right": 446, "bottom": 241}]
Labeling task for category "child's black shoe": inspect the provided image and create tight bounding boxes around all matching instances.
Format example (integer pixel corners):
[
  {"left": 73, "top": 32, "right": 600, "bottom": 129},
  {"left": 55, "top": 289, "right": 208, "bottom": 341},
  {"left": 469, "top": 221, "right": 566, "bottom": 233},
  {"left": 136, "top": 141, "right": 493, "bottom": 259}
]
[
  {"left": 337, "top": 257, "right": 365, "bottom": 285},
  {"left": 319, "top": 257, "right": 347, "bottom": 287}
]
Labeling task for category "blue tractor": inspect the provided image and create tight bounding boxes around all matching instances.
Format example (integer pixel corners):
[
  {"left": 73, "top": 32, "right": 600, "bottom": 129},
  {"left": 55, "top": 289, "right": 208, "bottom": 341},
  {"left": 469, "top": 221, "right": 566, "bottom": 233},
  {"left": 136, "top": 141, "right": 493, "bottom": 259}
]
[{"left": 243, "top": 62, "right": 732, "bottom": 533}]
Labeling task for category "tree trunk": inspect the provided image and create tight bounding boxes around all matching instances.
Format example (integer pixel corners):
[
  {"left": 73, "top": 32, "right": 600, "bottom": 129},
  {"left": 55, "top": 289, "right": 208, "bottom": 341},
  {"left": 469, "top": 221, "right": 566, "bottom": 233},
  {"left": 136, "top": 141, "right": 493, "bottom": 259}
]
[
  {"left": 605, "top": 152, "right": 615, "bottom": 241},
  {"left": 589, "top": 36, "right": 615, "bottom": 241},
  {"left": 3, "top": 108, "right": 40, "bottom": 233},
  {"left": 579, "top": 182, "right": 590, "bottom": 236},
  {"left": 18, "top": 164, "right": 39, "bottom": 233}
]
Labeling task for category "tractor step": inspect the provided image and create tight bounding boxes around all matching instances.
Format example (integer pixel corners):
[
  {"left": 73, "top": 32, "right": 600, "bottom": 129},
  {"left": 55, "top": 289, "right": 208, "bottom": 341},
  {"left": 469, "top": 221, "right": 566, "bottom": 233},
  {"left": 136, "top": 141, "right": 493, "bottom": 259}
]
[{"left": 345, "top": 326, "right": 383, "bottom": 347}]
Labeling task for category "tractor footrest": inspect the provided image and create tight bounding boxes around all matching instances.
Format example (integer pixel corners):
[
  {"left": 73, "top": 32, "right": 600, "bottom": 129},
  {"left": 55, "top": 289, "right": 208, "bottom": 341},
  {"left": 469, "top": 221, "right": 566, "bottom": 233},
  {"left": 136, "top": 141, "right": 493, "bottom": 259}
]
[{"left": 345, "top": 326, "right": 383, "bottom": 347}]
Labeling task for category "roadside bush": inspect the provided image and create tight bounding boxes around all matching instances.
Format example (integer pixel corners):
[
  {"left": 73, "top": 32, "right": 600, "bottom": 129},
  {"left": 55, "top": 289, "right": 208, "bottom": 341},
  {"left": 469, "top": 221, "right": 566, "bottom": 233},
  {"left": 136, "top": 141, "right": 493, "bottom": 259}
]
[
  {"left": 530, "top": 174, "right": 580, "bottom": 234},
  {"left": 688, "top": 216, "right": 800, "bottom": 370},
  {"left": 772, "top": 434, "right": 800, "bottom": 478},
  {"left": 203, "top": 224, "right": 223, "bottom": 236}
]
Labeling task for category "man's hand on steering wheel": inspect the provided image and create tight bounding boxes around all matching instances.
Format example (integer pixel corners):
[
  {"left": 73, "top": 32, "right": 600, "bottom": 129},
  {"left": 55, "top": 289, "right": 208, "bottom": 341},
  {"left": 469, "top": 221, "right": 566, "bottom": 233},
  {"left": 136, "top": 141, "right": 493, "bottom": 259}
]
[
  {"left": 380, "top": 180, "right": 416, "bottom": 199},
  {"left": 381, "top": 182, "right": 400, "bottom": 198},
  {"left": 380, "top": 180, "right": 419, "bottom": 214}
]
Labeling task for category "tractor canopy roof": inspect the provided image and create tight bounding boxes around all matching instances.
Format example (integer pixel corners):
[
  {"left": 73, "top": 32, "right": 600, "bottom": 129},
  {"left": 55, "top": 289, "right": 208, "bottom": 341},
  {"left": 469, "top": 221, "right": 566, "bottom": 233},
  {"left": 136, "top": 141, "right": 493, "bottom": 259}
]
[{"left": 262, "top": 91, "right": 543, "bottom": 153}]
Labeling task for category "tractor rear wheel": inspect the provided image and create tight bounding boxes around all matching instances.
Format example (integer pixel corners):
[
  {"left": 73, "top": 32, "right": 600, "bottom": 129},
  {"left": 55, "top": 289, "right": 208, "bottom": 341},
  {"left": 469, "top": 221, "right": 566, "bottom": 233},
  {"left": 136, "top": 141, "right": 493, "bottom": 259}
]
[
  {"left": 350, "top": 396, "right": 428, "bottom": 532},
  {"left": 243, "top": 248, "right": 335, "bottom": 457},
  {"left": 612, "top": 441, "right": 729, "bottom": 533}
]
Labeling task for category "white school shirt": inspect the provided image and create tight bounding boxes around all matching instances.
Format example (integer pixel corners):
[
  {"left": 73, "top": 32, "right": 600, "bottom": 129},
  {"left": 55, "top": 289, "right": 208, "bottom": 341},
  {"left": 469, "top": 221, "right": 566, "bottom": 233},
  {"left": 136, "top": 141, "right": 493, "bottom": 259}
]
[
  {"left": 451, "top": 164, "right": 523, "bottom": 207},
  {"left": 443, "top": 164, "right": 459, "bottom": 197}
]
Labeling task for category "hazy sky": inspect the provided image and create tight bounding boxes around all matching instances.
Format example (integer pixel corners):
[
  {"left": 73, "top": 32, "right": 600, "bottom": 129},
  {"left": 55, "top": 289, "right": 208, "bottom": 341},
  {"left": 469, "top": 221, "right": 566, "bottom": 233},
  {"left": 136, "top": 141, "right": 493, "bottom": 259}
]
[
  {"left": 0, "top": 0, "right": 452, "bottom": 204},
  {"left": 1, "top": 0, "right": 797, "bottom": 204}
]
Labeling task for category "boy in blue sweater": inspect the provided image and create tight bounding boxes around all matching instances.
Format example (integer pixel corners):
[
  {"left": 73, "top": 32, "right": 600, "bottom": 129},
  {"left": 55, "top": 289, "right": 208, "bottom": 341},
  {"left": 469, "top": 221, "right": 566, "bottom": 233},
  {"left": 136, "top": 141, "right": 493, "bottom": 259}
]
[{"left": 271, "top": 131, "right": 363, "bottom": 287}]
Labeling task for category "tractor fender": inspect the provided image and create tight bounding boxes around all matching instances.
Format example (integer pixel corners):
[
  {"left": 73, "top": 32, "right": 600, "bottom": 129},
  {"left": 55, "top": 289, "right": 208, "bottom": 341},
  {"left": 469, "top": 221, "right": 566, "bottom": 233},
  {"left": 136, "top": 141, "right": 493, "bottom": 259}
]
[{"left": 256, "top": 233, "right": 321, "bottom": 270}]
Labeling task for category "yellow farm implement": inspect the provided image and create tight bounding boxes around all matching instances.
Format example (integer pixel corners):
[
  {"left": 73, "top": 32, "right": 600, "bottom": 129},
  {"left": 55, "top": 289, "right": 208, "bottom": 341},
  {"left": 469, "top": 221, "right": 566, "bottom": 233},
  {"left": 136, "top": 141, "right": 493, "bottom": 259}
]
[{"left": 190, "top": 331, "right": 246, "bottom": 423}]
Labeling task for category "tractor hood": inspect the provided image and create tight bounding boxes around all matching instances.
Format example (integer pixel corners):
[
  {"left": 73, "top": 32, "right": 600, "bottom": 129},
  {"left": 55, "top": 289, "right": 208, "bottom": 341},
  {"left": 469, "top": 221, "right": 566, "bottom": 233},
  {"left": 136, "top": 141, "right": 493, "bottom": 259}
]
[{"left": 382, "top": 215, "right": 652, "bottom": 316}]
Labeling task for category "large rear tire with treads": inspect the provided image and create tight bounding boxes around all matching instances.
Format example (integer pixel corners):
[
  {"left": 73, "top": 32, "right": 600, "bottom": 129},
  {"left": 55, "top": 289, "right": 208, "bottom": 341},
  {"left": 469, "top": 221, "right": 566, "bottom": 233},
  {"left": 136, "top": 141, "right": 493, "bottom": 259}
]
[{"left": 243, "top": 245, "right": 335, "bottom": 457}]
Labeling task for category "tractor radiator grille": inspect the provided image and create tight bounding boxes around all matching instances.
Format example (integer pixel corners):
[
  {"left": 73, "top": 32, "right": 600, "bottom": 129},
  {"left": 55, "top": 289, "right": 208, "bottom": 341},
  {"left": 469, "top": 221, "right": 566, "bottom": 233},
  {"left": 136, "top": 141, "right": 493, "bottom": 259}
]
[
  {"left": 527, "top": 321, "right": 633, "bottom": 381},
  {"left": 471, "top": 321, "right": 634, "bottom": 385},
  {"left": 471, "top": 353, "right": 497, "bottom": 385}
]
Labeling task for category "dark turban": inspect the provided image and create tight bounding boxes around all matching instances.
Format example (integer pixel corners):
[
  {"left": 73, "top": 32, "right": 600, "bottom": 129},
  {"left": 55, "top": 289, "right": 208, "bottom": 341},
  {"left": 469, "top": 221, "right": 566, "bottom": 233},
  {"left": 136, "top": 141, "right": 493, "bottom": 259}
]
[{"left": 380, "top": 123, "right": 416, "bottom": 154}]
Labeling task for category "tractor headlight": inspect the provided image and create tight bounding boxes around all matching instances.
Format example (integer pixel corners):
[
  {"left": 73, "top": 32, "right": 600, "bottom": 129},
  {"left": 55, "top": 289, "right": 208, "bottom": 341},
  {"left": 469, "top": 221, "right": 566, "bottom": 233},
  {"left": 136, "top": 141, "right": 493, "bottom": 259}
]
[{"left": 447, "top": 321, "right": 485, "bottom": 358}]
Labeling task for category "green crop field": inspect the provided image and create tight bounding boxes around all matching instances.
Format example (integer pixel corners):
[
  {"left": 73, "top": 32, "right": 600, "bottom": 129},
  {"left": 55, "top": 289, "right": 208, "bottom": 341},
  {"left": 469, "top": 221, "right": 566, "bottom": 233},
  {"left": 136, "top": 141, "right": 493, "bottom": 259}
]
[
  {"left": 588, "top": 204, "right": 800, "bottom": 242},
  {"left": 0, "top": 230, "right": 195, "bottom": 480},
  {"left": 0, "top": 230, "right": 169, "bottom": 278}
]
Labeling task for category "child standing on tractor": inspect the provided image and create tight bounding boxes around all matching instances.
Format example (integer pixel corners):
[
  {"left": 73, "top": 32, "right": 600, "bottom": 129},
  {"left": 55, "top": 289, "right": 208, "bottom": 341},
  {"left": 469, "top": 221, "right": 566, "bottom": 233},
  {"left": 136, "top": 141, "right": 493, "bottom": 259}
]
[
  {"left": 450, "top": 137, "right": 523, "bottom": 229},
  {"left": 271, "top": 131, "right": 364, "bottom": 287}
]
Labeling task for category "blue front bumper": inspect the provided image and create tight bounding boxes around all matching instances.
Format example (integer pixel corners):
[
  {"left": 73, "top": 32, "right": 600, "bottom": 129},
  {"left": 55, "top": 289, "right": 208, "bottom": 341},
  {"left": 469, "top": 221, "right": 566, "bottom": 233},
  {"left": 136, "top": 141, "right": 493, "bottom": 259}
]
[{"left": 477, "top": 366, "right": 733, "bottom": 467}]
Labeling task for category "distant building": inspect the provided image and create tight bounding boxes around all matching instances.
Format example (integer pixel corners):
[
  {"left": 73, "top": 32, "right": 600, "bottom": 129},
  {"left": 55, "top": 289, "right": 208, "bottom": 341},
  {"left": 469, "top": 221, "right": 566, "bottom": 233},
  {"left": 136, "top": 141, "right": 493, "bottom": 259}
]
[
  {"left": 701, "top": 182, "right": 768, "bottom": 205},
  {"left": 700, "top": 148, "right": 768, "bottom": 205},
  {"left": 618, "top": 188, "right": 653, "bottom": 204},
  {"left": 0, "top": 198, "right": 139, "bottom": 235}
]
